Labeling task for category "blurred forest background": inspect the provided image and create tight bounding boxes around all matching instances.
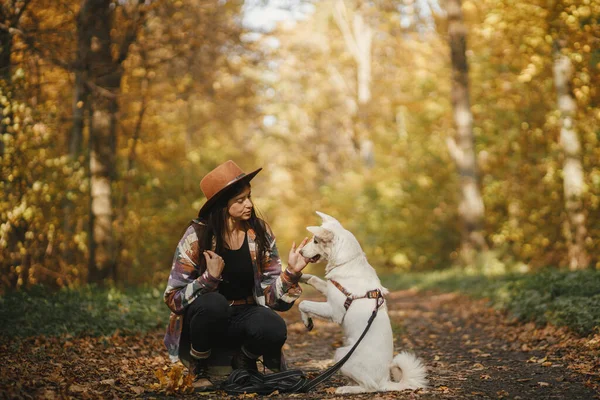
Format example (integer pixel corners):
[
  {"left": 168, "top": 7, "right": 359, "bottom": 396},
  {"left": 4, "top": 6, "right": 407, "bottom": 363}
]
[{"left": 1, "top": 0, "right": 599, "bottom": 294}]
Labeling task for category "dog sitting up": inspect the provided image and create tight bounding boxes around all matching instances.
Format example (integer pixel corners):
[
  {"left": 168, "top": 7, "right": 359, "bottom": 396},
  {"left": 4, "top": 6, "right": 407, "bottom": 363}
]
[{"left": 298, "top": 211, "right": 428, "bottom": 394}]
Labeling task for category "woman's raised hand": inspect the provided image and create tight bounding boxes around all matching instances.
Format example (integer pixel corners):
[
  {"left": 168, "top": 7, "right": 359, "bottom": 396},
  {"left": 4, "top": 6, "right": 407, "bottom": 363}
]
[
  {"left": 203, "top": 250, "right": 225, "bottom": 279},
  {"left": 287, "top": 237, "right": 309, "bottom": 275}
]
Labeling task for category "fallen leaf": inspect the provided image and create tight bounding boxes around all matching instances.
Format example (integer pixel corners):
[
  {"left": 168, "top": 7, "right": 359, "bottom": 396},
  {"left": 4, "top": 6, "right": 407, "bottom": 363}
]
[
  {"left": 131, "top": 386, "right": 144, "bottom": 395},
  {"left": 437, "top": 386, "right": 450, "bottom": 393},
  {"left": 480, "top": 374, "right": 491, "bottom": 380},
  {"left": 538, "top": 381, "right": 550, "bottom": 387},
  {"left": 100, "top": 378, "right": 115, "bottom": 386},
  {"left": 69, "top": 384, "right": 87, "bottom": 393}
]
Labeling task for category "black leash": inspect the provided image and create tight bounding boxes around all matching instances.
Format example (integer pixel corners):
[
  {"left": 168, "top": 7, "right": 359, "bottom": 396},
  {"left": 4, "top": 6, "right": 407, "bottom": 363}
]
[{"left": 221, "top": 291, "right": 384, "bottom": 394}]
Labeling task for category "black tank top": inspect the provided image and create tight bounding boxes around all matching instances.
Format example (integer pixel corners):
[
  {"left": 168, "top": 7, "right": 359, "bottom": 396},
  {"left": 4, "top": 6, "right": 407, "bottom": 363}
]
[{"left": 218, "top": 233, "right": 254, "bottom": 300}]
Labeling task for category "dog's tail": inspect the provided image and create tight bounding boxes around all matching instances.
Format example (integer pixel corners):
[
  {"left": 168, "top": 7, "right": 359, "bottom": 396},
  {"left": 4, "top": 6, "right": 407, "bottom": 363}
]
[{"left": 385, "top": 351, "right": 428, "bottom": 391}]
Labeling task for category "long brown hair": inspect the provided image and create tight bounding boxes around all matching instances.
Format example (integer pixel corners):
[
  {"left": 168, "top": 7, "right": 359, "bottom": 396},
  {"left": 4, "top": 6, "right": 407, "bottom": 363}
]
[{"left": 196, "top": 181, "right": 270, "bottom": 265}]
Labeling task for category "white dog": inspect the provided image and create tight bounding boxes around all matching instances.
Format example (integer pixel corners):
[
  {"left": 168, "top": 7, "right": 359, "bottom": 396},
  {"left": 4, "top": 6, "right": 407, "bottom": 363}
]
[{"left": 298, "top": 211, "right": 428, "bottom": 394}]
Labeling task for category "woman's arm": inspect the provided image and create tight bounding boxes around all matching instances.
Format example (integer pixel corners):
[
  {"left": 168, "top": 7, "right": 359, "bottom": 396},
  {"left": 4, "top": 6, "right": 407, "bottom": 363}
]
[
  {"left": 260, "top": 223, "right": 308, "bottom": 311},
  {"left": 163, "top": 225, "right": 221, "bottom": 314}
]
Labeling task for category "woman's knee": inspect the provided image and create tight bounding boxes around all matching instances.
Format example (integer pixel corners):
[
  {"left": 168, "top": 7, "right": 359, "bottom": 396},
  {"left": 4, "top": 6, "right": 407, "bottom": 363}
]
[
  {"left": 188, "top": 291, "right": 229, "bottom": 320},
  {"left": 248, "top": 309, "right": 287, "bottom": 345}
]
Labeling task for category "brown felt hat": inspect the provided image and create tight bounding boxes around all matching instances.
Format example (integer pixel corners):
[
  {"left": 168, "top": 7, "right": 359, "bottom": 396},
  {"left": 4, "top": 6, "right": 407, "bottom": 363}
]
[{"left": 197, "top": 160, "right": 262, "bottom": 218}]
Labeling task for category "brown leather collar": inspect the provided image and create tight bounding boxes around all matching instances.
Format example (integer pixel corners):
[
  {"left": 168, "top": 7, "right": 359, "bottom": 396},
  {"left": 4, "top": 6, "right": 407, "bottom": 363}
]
[
  {"left": 228, "top": 295, "right": 256, "bottom": 306},
  {"left": 330, "top": 280, "right": 384, "bottom": 310}
]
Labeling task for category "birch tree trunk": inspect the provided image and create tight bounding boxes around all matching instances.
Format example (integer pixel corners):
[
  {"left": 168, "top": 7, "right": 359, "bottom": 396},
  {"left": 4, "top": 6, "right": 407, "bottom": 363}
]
[
  {"left": 553, "top": 50, "right": 590, "bottom": 270},
  {"left": 445, "top": 0, "right": 487, "bottom": 262},
  {"left": 332, "top": 0, "right": 374, "bottom": 166}
]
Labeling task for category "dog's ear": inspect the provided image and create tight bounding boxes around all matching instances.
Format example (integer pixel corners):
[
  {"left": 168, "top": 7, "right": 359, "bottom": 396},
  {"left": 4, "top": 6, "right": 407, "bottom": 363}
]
[
  {"left": 306, "top": 226, "right": 334, "bottom": 242},
  {"left": 315, "top": 211, "right": 340, "bottom": 225}
]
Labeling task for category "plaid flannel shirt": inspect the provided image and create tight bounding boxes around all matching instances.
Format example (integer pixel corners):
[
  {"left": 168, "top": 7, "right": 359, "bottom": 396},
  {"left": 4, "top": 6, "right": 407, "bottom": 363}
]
[{"left": 163, "top": 219, "right": 302, "bottom": 362}]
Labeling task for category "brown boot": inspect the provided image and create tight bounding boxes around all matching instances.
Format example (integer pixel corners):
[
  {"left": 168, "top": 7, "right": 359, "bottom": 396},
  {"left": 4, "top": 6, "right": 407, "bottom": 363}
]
[
  {"left": 231, "top": 347, "right": 258, "bottom": 371},
  {"left": 264, "top": 353, "right": 286, "bottom": 373},
  {"left": 191, "top": 357, "right": 214, "bottom": 391}
]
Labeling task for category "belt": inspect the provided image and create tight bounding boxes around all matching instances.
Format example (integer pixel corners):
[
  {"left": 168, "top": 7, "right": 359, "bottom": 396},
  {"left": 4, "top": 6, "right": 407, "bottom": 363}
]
[{"left": 228, "top": 296, "right": 255, "bottom": 306}]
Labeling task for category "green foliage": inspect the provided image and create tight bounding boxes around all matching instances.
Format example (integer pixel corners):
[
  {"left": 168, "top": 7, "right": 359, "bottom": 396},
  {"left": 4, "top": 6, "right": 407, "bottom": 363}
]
[
  {"left": 0, "top": 284, "right": 168, "bottom": 338},
  {"left": 382, "top": 268, "right": 600, "bottom": 336}
]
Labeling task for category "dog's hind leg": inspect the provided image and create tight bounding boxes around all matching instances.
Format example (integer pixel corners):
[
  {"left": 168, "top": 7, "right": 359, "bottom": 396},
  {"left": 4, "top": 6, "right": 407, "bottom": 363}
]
[
  {"left": 299, "top": 274, "right": 327, "bottom": 295},
  {"left": 298, "top": 300, "right": 334, "bottom": 330}
]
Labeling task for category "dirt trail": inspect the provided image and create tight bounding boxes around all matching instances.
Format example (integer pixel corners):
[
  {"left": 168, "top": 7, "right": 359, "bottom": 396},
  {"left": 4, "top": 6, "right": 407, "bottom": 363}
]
[
  {"left": 1, "top": 289, "right": 598, "bottom": 399},
  {"left": 280, "top": 289, "right": 599, "bottom": 400}
]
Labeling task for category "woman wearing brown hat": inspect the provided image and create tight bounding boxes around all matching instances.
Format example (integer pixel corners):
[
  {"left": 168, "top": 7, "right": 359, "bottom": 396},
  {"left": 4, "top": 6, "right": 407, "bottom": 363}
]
[{"left": 162, "top": 160, "right": 309, "bottom": 391}]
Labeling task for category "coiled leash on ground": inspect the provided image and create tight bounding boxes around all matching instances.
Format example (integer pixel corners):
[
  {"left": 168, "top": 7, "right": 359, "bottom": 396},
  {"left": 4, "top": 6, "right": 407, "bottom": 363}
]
[{"left": 221, "top": 288, "right": 385, "bottom": 395}]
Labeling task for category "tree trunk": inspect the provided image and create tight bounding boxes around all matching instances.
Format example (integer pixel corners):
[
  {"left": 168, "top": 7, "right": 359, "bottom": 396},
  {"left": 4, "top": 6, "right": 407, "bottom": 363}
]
[
  {"left": 77, "top": 0, "right": 118, "bottom": 284},
  {"left": 79, "top": 0, "right": 145, "bottom": 283},
  {"left": 553, "top": 49, "right": 590, "bottom": 270},
  {"left": 71, "top": 72, "right": 87, "bottom": 156},
  {"left": 445, "top": 0, "right": 487, "bottom": 263},
  {"left": 64, "top": 68, "right": 88, "bottom": 265},
  {"left": 332, "top": 0, "right": 374, "bottom": 167},
  {"left": 89, "top": 94, "right": 118, "bottom": 283},
  {"left": 0, "top": 24, "right": 11, "bottom": 82}
]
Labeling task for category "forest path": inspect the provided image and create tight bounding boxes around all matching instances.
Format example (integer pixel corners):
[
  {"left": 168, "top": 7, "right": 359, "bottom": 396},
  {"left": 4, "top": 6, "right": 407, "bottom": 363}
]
[
  {"left": 280, "top": 289, "right": 598, "bottom": 400},
  {"left": 1, "top": 289, "right": 598, "bottom": 399}
]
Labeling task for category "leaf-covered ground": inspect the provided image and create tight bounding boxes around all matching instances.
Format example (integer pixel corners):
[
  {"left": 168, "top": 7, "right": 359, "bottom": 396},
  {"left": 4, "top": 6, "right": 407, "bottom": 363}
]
[{"left": 1, "top": 289, "right": 598, "bottom": 399}]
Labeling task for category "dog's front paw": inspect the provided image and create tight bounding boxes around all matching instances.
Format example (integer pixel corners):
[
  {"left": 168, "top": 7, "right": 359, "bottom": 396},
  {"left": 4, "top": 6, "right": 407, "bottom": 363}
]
[
  {"left": 299, "top": 304, "right": 314, "bottom": 331},
  {"left": 299, "top": 273, "right": 315, "bottom": 284},
  {"left": 305, "top": 317, "right": 313, "bottom": 331},
  {"left": 300, "top": 312, "right": 314, "bottom": 331}
]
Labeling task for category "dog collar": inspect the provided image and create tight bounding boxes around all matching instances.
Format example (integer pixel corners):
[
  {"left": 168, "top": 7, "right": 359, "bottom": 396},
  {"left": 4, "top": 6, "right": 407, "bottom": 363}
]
[{"left": 326, "top": 252, "right": 366, "bottom": 271}]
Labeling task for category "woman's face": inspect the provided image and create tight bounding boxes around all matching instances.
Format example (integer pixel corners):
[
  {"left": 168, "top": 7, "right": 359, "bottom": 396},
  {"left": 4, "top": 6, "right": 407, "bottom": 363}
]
[{"left": 227, "top": 185, "right": 253, "bottom": 221}]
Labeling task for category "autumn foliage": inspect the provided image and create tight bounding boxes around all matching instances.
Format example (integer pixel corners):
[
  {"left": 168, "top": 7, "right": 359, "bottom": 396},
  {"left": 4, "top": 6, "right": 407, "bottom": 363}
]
[{"left": 0, "top": 1, "right": 599, "bottom": 292}]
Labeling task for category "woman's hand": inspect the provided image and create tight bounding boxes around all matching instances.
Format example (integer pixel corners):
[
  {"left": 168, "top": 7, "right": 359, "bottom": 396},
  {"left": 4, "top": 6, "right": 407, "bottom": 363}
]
[
  {"left": 287, "top": 237, "right": 309, "bottom": 275},
  {"left": 203, "top": 250, "right": 225, "bottom": 279}
]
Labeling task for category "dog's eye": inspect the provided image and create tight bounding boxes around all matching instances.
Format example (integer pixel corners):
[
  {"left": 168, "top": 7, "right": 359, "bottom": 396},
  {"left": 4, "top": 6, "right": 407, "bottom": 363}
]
[{"left": 313, "top": 237, "right": 319, "bottom": 244}]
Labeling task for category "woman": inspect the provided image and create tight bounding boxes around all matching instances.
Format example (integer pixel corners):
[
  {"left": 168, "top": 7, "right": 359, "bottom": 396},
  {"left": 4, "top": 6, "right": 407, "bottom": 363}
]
[{"left": 163, "top": 160, "right": 309, "bottom": 391}]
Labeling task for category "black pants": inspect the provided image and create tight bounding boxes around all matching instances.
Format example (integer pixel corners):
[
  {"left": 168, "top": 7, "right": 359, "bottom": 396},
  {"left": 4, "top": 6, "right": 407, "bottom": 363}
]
[{"left": 182, "top": 292, "right": 287, "bottom": 362}]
